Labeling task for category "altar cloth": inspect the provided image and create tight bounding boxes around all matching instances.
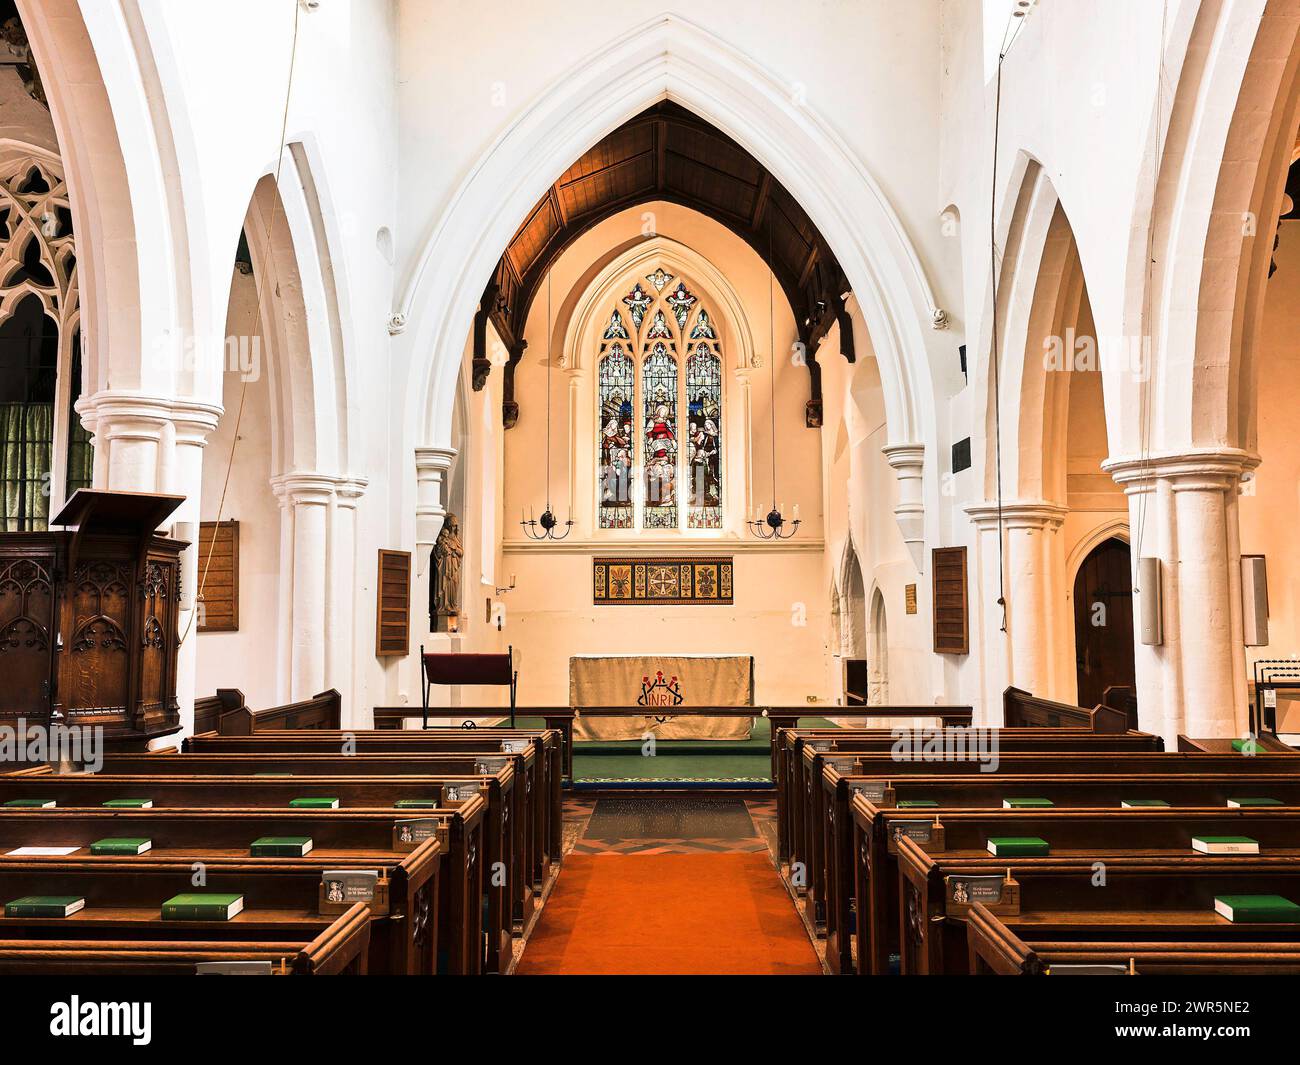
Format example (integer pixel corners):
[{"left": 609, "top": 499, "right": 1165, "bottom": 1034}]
[{"left": 569, "top": 654, "right": 753, "bottom": 740}]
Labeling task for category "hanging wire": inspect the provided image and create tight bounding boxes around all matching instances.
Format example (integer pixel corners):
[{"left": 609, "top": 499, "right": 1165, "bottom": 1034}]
[
  {"left": 989, "top": 41, "right": 1011, "bottom": 632},
  {"left": 545, "top": 269, "right": 552, "bottom": 511},
  {"left": 768, "top": 214, "right": 777, "bottom": 511},
  {"left": 181, "top": 0, "right": 301, "bottom": 646},
  {"left": 985, "top": 5, "right": 1032, "bottom": 632}
]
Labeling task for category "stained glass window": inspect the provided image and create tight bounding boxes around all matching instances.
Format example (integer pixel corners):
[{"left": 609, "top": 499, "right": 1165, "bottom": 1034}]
[
  {"left": 645, "top": 308, "right": 672, "bottom": 340},
  {"left": 622, "top": 283, "right": 652, "bottom": 330},
  {"left": 598, "top": 345, "right": 634, "bottom": 529},
  {"left": 642, "top": 342, "right": 678, "bottom": 529},
  {"left": 686, "top": 345, "right": 722, "bottom": 529},
  {"left": 646, "top": 268, "right": 673, "bottom": 292},
  {"left": 596, "top": 268, "right": 723, "bottom": 533},
  {"left": 603, "top": 309, "right": 628, "bottom": 340},
  {"left": 666, "top": 281, "right": 696, "bottom": 330}
]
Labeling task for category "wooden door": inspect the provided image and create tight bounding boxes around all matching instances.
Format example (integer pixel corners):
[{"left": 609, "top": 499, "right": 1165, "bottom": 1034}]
[{"left": 1073, "top": 537, "right": 1136, "bottom": 709}]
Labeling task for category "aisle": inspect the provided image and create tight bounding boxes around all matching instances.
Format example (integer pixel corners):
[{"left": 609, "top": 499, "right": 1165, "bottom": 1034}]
[{"left": 516, "top": 797, "right": 822, "bottom": 975}]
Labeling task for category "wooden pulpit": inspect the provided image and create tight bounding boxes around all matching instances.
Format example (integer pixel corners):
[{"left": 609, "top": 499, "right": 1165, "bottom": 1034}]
[{"left": 0, "top": 489, "right": 187, "bottom": 748}]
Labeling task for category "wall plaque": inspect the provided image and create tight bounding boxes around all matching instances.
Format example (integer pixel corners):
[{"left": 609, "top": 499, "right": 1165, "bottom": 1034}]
[{"left": 593, "top": 556, "right": 734, "bottom": 605}]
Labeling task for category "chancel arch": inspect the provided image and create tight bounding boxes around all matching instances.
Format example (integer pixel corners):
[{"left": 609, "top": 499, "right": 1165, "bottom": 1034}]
[{"left": 399, "top": 14, "right": 946, "bottom": 590}]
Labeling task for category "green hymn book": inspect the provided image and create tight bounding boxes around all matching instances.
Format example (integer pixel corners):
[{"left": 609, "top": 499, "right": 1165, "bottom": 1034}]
[
  {"left": 1121, "top": 799, "right": 1169, "bottom": 808},
  {"left": 161, "top": 893, "right": 245, "bottom": 921},
  {"left": 1214, "top": 895, "right": 1300, "bottom": 923},
  {"left": 1002, "top": 797, "right": 1053, "bottom": 809},
  {"left": 1227, "top": 797, "right": 1283, "bottom": 808},
  {"left": 289, "top": 797, "right": 339, "bottom": 809},
  {"left": 896, "top": 800, "right": 938, "bottom": 809},
  {"left": 5, "top": 895, "right": 85, "bottom": 918},
  {"left": 395, "top": 799, "right": 438, "bottom": 809},
  {"left": 3, "top": 799, "right": 54, "bottom": 808},
  {"left": 90, "top": 837, "right": 152, "bottom": 856},
  {"left": 250, "top": 836, "right": 313, "bottom": 857},
  {"left": 1193, "top": 836, "right": 1259, "bottom": 855},
  {"left": 101, "top": 798, "right": 152, "bottom": 809},
  {"left": 986, "top": 836, "right": 1050, "bottom": 857}
]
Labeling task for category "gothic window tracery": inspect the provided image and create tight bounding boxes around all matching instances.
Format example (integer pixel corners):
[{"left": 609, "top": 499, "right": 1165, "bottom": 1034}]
[{"left": 595, "top": 269, "right": 724, "bottom": 531}]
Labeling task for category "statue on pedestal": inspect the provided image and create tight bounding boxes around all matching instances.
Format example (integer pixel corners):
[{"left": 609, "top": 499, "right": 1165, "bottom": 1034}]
[{"left": 432, "top": 513, "right": 463, "bottom": 632}]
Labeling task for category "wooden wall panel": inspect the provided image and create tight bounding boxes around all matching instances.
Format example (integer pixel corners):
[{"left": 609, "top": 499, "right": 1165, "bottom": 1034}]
[
  {"left": 932, "top": 546, "right": 969, "bottom": 655},
  {"left": 197, "top": 521, "right": 239, "bottom": 633},
  {"left": 376, "top": 549, "right": 411, "bottom": 658}
]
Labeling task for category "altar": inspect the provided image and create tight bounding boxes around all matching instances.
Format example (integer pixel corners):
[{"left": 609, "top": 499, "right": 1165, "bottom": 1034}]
[{"left": 569, "top": 654, "right": 754, "bottom": 740}]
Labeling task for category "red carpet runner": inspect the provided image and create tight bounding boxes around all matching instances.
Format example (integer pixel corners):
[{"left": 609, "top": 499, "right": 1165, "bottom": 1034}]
[{"left": 516, "top": 853, "right": 822, "bottom": 975}]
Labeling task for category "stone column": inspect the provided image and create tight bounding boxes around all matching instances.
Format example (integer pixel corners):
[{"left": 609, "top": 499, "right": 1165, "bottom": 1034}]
[
  {"left": 966, "top": 501, "right": 1068, "bottom": 707},
  {"left": 1104, "top": 450, "right": 1257, "bottom": 743},
  {"left": 272, "top": 474, "right": 335, "bottom": 702},
  {"left": 333, "top": 478, "right": 368, "bottom": 725},
  {"left": 271, "top": 472, "right": 368, "bottom": 712}
]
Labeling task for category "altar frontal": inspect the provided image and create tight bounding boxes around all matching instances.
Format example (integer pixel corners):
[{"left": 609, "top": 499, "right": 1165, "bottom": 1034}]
[{"left": 569, "top": 655, "right": 753, "bottom": 740}]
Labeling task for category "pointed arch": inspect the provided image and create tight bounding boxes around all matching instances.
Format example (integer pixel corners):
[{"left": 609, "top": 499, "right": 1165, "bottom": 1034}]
[{"left": 398, "top": 14, "right": 941, "bottom": 472}]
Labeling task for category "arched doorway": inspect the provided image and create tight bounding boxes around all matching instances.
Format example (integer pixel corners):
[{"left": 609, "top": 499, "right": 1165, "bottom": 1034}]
[
  {"left": 868, "top": 587, "right": 889, "bottom": 705},
  {"left": 1072, "top": 537, "right": 1135, "bottom": 709},
  {"left": 840, "top": 541, "right": 867, "bottom": 703}
]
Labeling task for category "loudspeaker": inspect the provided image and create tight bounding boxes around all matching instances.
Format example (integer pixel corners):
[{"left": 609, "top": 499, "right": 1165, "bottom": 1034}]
[
  {"left": 1241, "top": 554, "right": 1269, "bottom": 647},
  {"left": 1138, "top": 556, "right": 1162, "bottom": 646}
]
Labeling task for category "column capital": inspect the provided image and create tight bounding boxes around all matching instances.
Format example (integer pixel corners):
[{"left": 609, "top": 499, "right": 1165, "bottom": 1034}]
[
  {"left": 1103, "top": 448, "right": 1260, "bottom": 493},
  {"left": 271, "top": 471, "right": 354, "bottom": 507},
  {"left": 414, "top": 445, "right": 458, "bottom": 473},
  {"left": 881, "top": 442, "right": 925, "bottom": 471},
  {"left": 77, "top": 389, "right": 223, "bottom": 440},
  {"left": 965, "top": 500, "right": 1069, "bottom": 530}
]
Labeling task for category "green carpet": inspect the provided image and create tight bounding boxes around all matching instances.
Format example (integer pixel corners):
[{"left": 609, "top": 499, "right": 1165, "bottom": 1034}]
[{"left": 516, "top": 715, "right": 841, "bottom": 782}]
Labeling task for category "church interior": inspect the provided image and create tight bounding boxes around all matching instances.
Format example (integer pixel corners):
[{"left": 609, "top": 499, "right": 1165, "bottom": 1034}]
[{"left": 6, "top": 0, "right": 1300, "bottom": 1013}]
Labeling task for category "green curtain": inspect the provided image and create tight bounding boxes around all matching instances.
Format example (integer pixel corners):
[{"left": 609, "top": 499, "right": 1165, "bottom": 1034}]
[
  {"left": 0, "top": 401, "right": 53, "bottom": 531},
  {"left": 65, "top": 414, "right": 93, "bottom": 498}
]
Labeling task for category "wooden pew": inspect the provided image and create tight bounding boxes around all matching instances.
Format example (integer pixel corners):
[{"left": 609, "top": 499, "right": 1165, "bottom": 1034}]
[
  {"left": 811, "top": 754, "right": 1300, "bottom": 972},
  {"left": 0, "top": 902, "right": 371, "bottom": 975},
  {"left": 215, "top": 690, "right": 342, "bottom": 735},
  {"left": 1002, "top": 686, "right": 1130, "bottom": 731},
  {"left": 784, "top": 729, "right": 1170, "bottom": 924},
  {"left": 841, "top": 773, "right": 1300, "bottom": 975},
  {"left": 860, "top": 801, "right": 1300, "bottom": 974},
  {"left": 0, "top": 807, "right": 467, "bottom": 975},
  {"left": 0, "top": 777, "right": 489, "bottom": 974},
  {"left": 776, "top": 723, "right": 1163, "bottom": 867},
  {"left": 832, "top": 769, "right": 1300, "bottom": 977},
  {"left": 896, "top": 834, "right": 1300, "bottom": 974},
  {"left": 1179, "top": 734, "right": 1297, "bottom": 753},
  {"left": 0, "top": 847, "right": 438, "bottom": 974},
  {"left": 967, "top": 902, "right": 1300, "bottom": 975},
  {"left": 192, "top": 690, "right": 246, "bottom": 737},
  {"left": 374, "top": 702, "right": 974, "bottom": 781},
  {"left": 92, "top": 749, "right": 534, "bottom": 943},
  {"left": 184, "top": 727, "right": 563, "bottom": 889}
]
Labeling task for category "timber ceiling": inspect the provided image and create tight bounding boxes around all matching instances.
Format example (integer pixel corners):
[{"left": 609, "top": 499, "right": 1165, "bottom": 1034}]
[{"left": 480, "top": 103, "right": 853, "bottom": 427}]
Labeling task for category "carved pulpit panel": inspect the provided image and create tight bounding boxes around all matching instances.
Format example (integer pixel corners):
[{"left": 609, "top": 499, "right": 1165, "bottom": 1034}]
[{"left": 0, "top": 554, "right": 55, "bottom": 717}]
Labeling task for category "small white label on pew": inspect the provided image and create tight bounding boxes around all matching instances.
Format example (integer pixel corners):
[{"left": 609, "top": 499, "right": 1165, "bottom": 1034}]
[{"left": 6, "top": 846, "right": 80, "bottom": 856}]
